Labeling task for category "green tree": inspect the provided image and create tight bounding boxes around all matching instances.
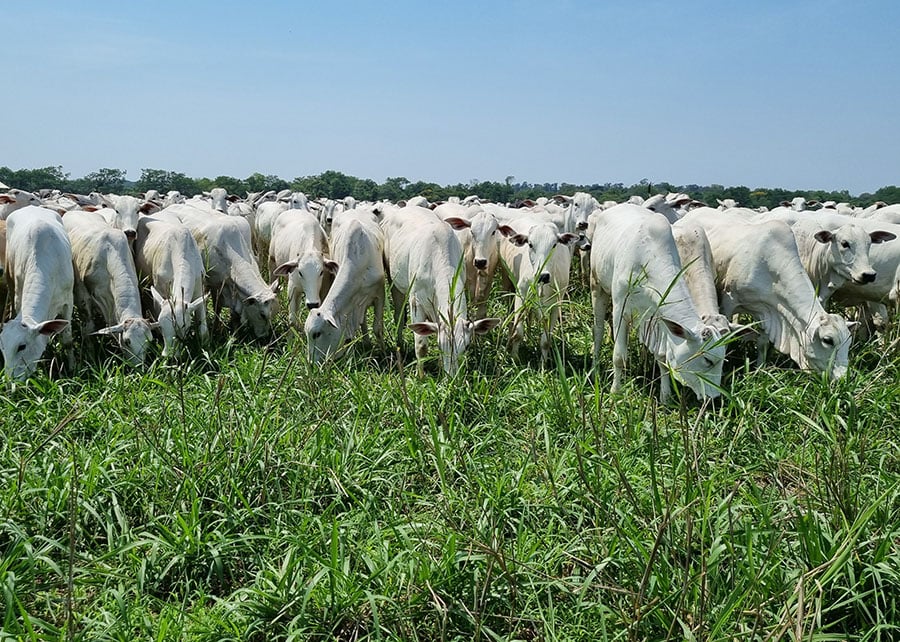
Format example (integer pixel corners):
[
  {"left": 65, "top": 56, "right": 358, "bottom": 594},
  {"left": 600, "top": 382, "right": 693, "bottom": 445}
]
[{"left": 135, "top": 169, "right": 200, "bottom": 196}]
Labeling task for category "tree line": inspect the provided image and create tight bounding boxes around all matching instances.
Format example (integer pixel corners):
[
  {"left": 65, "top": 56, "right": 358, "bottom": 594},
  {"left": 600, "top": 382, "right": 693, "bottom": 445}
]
[{"left": 2, "top": 165, "right": 898, "bottom": 210}]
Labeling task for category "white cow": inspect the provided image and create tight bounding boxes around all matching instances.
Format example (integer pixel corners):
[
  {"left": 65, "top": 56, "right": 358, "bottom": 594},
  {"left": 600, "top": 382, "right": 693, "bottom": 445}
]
[
  {"left": 590, "top": 204, "right": 725, "bottom": 402},
  {"left": 670, "top": 220, "right": 731, "bottom": 334},
  {"left": 678, "top": 208, "right": 851, "bottom": 379},
  {"left": 134, "top": 215, "right": 209, "bottom": 356},
  {"left": 0, "top": 189, "right": 41, "bottom": 220},
  {"left": 161, "top": 204, "right": 278, "bottom": 339},
  {"left": 1, "top": 206, "right": 74, "bottom": 380},
  {"left": 104, "top": 194, "right": 159, "bottom": 240},
  {"left": 498, "top": 214, "right": 578, "bottom": 362},
  {"left": 63, "top": 210, "right": 155, "bottom": 366},
  {"left": 789, "top": 219, "right": 894, "bottom": 303},
  {"left": 433, "top": 202, "right": 503, "bottom": 320},
  {"left": 305, "top": 214, "right": 385, "bottom": 362},
  {"left": 382, "top": 208, "right": 499, "bottom": 376},
  {"left": 269, "top": 209, "right": 334, "bottom": 327},
  {"left": 254, "top": 192, "right": 310, "bottom": 265}
]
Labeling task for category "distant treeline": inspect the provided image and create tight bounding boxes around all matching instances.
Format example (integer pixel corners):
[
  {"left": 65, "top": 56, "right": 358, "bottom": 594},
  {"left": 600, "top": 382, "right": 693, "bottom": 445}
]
[{"left": 3, "top": 165, "right": 898, "bottom": 209}]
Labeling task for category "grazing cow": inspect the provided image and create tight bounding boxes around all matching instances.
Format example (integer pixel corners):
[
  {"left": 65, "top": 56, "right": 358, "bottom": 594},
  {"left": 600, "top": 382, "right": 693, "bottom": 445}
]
[
  {"left": 671, "top": 220, "right": 731, "bottom": 334},
  {"left": 63, "top": 210, "right": 156, "bottom": 366},
  {"left": 0, "top": 206, "right": 74, "bottom": 380},
  {"left": 134, "top": 215, "right": 209, "bottom": 356},
  {"left": 498, "top": 214, "right": 578, "bottom": 362},
  {"left": 269, "top": 209, "right": 334, "bottom": 327},
  {"left": 678, "top": 208, "right": 851, "bottom": 379},
  {"left": 305, "top": 214, "right": 385, "bottom": 362},
  {"left": 382, "top": 208, "right": 500, "bottom": 376},
  {"left": 590, "top": 204, "right": 725, "bottom": 402},
  {"left": 161, "top": 204, "right": 278, "bottom": 339}
]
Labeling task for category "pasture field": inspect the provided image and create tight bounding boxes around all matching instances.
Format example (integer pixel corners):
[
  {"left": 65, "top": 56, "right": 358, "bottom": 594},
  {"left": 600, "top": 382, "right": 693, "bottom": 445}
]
[{"left": 1, "top": 282, "right": 899, "bottom": 641}]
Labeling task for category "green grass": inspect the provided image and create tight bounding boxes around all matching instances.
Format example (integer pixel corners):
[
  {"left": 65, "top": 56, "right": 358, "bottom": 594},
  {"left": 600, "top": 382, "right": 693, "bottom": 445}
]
[{"left": 1, "top": 281, "right": 899, "bottom": 641}]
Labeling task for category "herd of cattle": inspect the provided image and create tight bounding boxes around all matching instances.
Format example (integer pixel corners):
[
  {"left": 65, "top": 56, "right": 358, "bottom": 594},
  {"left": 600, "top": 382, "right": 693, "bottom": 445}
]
[{"left": 1, "top": 186, "right": 899, "bottom": 401}]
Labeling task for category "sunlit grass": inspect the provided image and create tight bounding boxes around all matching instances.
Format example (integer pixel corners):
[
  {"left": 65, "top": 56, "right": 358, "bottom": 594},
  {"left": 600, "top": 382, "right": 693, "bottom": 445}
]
[{"left": 1, "top": 282, "right": 898, "bottom": 641}]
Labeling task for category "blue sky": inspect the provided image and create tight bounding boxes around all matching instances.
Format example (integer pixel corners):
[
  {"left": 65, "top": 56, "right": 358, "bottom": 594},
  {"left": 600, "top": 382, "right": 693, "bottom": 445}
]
[{"left": 4, "top": 1, "right": 898, "bottom": 194}]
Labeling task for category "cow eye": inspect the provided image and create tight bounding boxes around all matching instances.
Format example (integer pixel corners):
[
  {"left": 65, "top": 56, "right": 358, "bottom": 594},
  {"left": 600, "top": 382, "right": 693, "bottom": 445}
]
[
  {"left": 16, "top": 343, "right": 27, "bottom": 353},
  {"left": 822, "top": 336, "right": 834, "bottom": 347},
  {"left": 840, "top": 241, "right": 850, "bottom": 249},
  {"left": 311, "top": 331, "right": 321, "bottom": 339}
]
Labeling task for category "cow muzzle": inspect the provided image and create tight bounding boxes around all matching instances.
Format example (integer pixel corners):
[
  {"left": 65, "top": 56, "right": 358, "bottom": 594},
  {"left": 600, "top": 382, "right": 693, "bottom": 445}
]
[
  {"left": 576, "top": 221, "right": 588, "bottom": 231},
  {"left": 125, "top": 229, "right": 137, "bottom": 240},
  {"left": 857, "top": 271, "right": 877, "bottom": 284},
  {"left": 538, "top": 272, "right": 551, "bottom": 285},
  {"left": 474, "top": 258, "right": 488, "bottom": 270},
  {"left": 307, "top": 301, "right": 320, "bottom": 310}
]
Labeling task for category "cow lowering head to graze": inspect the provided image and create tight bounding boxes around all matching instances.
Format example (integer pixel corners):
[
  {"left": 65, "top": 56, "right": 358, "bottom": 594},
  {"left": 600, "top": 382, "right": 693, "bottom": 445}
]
[
  {"left": 134, "top": 215, "right": 209, "bottom": 357},
  {"left": 590, "top": 204, "right": 725, "bottom": 402},
  {"left": 305, "top": 214, "right": 385, "bottom": 363},
  {"left": 0, "top": 206, "right": 74, "bottom": 381},
  {"left": 63, "top": 209, "right": 156, "bottom": 366},
  {"left": 159, "top": 203, "right": 278, "bottom": 340},
  {"left": 382, "top": 207, "right": 500, "bottom": 376},
  {"left": 678, "top": 208, "right": 851, "bottom": 380}
]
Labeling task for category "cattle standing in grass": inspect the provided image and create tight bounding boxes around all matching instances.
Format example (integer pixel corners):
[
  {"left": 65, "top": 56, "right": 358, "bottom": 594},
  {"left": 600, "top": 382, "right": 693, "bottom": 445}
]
[
  {"left": 382, "top": 208, "right": 499, "bottom": 376},
  {"left": 0, "top": 206, "right": 74, "bottom": 380},
  {"left": 590, "top": 204, "right": 725, "bottom": 402},
  {"left": 63, "top": 209, "right": 156, "bottom": 366},
  {"left": 305, "top": 213, "right": 385, "bottom": 362},
  {"left": 134, "top": 215, "right": 209, "bottom": 357}
]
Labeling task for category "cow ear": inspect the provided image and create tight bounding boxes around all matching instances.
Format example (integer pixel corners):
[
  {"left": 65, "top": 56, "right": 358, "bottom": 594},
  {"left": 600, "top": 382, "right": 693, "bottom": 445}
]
[
  {"left": 443, "top": 217, "right": 471, "bottom": 231},
  {"left": 150, "top": 285, "right": 166, "bottom": 308},
  {"left": 471, "top": 317, "right": 501, "bottom": 334},
  {"left": 497, "top": 225, "right": 517, "bottom": 238},
  {"left": 846, "top": 320, "right": 860, "bottom": 331},
  {"left": 409, "top": 321, "right": 439, "bottom": 336},
  {"left": 662, "top": 319, "right": 691, "bottom": 339},
  {"left": 273, "top": 261, "right": 298, "bottom": 276},
  {"left": 814, "top": 230, "right": 834, "bottom": 244},
  {"left": 188, "top": 293, "right": 209, "bottom": 313},
  {"left": 139, "top": 201, "right": 160, "bottom": 214},
  {"left": 509, "top": 234, "right": 529, "bottom": 247},
  {"left": 269, "top": 279, "right": 282, "bottom": 294},
  {"left": 558, "top": 232, "right": 579, "bottom": 245},
  {"left": 323, "top": 312, "right": 339, "bottom": 329},
  {"left": 780, "top": 201, "right": 791, "bottom": 207},
  {"left": 870, "top": 230, "right": 897, "bottom": 244},
  {"left": 35, "top": 319, "right": 70, "bottom": 336},
  {"left": 324, "top": 260, "right": 339, "bottom": 275},
  {"left": 93, "top": 323, "right": 125, "bottom": 336},
  {"left": 0, "top": 195, "right": 13, "bottom": 204}
]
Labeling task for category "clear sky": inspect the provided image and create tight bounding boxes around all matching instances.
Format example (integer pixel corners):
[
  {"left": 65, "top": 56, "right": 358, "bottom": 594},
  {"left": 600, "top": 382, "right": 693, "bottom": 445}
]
[{"left": 4, "top": 1, "right": 898, "bottom": 194}]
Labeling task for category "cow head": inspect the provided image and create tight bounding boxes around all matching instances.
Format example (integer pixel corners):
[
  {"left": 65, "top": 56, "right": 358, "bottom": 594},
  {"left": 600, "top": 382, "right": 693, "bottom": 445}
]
[
  {"left": 94, "top": 317, "right": 156, "bottom": 366},
  {"left": 409, "top": 316, "right": 500, "bottom": 376},
  {"left": 305, "top": 308, "right": 342, "bottom": 363},
  {"left": 0, "top": 317, "right": 69, "bottom": 381},
  {"left": 240, "top": 284, "right": 279, "bottom": 339},
  {"left": 502, "top": 221, "right": 577, "bottom": 290},
  {"left": 274, "top": 254, "right": 338, "bottom": 311},
  {"left": 814, "top": 225, "right": 895, "bottom": 286},
  {"left": 804, "top": 313, "right": 851, "bottom": 380},
  {"left": 654, "top": 320, "right": 725, "bottom": 400}
]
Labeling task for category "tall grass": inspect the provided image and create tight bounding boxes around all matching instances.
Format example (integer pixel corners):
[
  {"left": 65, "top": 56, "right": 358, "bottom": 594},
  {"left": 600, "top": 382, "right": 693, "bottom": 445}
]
[{"left": 1, "top": 281, "right": 898, "bottom": 640}]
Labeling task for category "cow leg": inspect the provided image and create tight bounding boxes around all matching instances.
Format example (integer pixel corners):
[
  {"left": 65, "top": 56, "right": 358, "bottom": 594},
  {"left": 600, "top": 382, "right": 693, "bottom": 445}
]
[
  {"left": 610, "top": 300, "right": 628, "bottom": 393},
  {"left": 409, "top": 298, "right": 428, "bottom": 377},
  {"left": 372, "top": 290, "right": 385, "bottom": 351},
  {"left": 508, "top": 290, "right": 526, "bottom": 359},
  {"left": 755, "top": 334, "right": 769, "bottom": 368},
  {"left": 658, "top": 360, "right": 672, "bottom": 404},
  {"left": 591, "top": 288, "right": 610, "bottom": 370}
]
